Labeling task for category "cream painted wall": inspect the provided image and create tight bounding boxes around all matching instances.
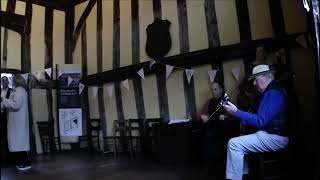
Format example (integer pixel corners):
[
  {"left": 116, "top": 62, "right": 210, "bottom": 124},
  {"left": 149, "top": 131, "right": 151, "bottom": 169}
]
[
  {"left": 187, "top": 0, "right": 208, "bottom": 51},
  {"left": 120, "top": 0, "right": 132, "bottom": 67},
  {"left": 88, "top": 86, "right": 100, "bottom": 119},
  {"left": 162, "top": 0, "right": 180, "bottom": 57},
  {"left": 1, "top": 0, "right": 7, "bottom": 11},
  {"left": 215, "top": 0, "right": 240, "bottom": 46},
  {"left": 248, "top": 0, "right": 273, "bottom": 39},
  {"left": 193, "top": 65, "right": 212, "bottom": 114},
  {"left": 53, "top": 10, "right": 65, "bottom": 66},
  {"left": 142, "top": 75, "right": 160, "bottom": 118},
  {"left": 102, "top": 0, "right": 113, "bottom": 71},
  {"left": 73, "top": 2, "right": 88, "bottom": 66},
  {"left": 31, "top": 5, "right": 45, "bottom": 72},
  {"left": 222, "top": 60, "right": 245, "bottom": 104},
  {"left": 247, "top": 0, "right": 274, "bottom": 39},
  {"left": 103, "top": 83, "right": 118, "bottom": 136},
  {"left": 31, "top": 89, "right": 49, "bottom": 154},
  {"left": 121, "top": 79, "right": 138, "bottom": 119},
  {"left": 6, "top": 30, "right": 21, "bottom": 69},
  {"left": 139, "top": 0, "right": 154, "bottom": 63},
  {"left": 167, "top": 70, "right": 186, "bottom": 119},
  {"left": 30, "top": 5, "right": 47, "bottom": 154},
  {"left": 281, "top": 0, "right": 307, "bottom": 34},
  {"left": 15, "top": 1, "right": 26, "bottom": 15},
  {"left": 86, "top": 4, "right": 98, "bottom": 75}
]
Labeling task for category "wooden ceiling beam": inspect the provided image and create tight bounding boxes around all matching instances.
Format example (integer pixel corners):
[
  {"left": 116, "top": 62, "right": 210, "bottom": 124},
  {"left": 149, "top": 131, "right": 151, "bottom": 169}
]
[
  {"left": 71, "top": 0, "right": 97, "bottom": 51},
  {"left": 0, "top": 11, "right": 25, "bottom": 34},
  {"left": 83, "top": 33, "right": 304, "bottom": 86},
  {"left": 16, "top": 0, "right": 90, "bottom": 11},
  {"left": 18, "top": 0, "right": 74, "bottom": 11}
]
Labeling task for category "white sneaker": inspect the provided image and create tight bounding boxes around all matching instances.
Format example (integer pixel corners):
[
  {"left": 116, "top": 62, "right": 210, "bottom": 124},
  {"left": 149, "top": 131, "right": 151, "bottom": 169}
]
[{"left": 16, "top": 165, "right": 32, "bottom": 171}]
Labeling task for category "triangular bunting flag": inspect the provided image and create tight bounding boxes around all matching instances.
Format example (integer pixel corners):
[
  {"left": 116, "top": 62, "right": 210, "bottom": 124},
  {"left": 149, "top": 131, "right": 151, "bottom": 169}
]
[
  {"left": 45, "top": 68, "right": 52, "bottom": 78},
  {"left": 68, "top": 76, "right": 74, "bottom": 87},
  {"left": 58, "top": 69, "right": 63, "bottom": 78},
  {"left": 185, "top": 69, "right": 194, "bottom": 84},
  {"left": 106, "top": 84, "right": 114, "bottom": 97},
  {"left": 33, "top": 70, "right": 43, "bottom": 81},
  {"left": 208, "top": 70, "right": 218, "bottom": 82},
  {"left": 137, "top": 68, "right": 145, "bottom": 80},
  {"left": 121, "top": 79, "right": 130, "bottom": 91},
  {"left": 92, "top": 87, "right": 98, "bottom": 99},
  {"left": 79, "top": 83, "right": 85, "bottom": 94},
  {"left": 21, "top": 73, "right": 29, "bottom": 84},
  {"left": 296, "top": 35, "right": 308, "bottom": 48},
  {"left": 166, "top": 65, "right": 174, "bottom": 79},
  {"left": 231, "top": 67, "right": 241, "bottom": 81},
  {"left": 149, "top": 59, "right": 156, "bottom": 69}
]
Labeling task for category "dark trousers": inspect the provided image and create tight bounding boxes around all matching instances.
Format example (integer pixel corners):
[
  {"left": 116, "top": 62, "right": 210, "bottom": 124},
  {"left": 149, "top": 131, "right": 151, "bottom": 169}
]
[{"left": 11, "top": 151, "right": 31, "bottom": 166}]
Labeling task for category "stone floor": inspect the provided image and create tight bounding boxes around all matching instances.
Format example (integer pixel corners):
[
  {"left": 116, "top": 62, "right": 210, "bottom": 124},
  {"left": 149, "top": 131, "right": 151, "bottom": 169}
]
[{"left": 1, "top": 152, "right": 215, "bottom": 180}]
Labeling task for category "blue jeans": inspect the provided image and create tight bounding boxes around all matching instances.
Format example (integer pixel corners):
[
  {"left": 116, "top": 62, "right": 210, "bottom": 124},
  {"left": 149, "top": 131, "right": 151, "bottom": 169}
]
[{"left": 225, "top": 130, "right": 289, "bottom": 180}]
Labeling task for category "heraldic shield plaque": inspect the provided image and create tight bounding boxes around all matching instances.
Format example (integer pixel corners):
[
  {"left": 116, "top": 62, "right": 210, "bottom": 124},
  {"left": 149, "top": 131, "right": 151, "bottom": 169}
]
[{"left": 146, "top": 18, "right": 172, "bottom": 61}]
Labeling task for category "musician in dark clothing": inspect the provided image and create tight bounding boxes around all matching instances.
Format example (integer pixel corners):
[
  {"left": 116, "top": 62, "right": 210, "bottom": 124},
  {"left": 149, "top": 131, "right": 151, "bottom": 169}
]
[
  {"left": 199, "top": 81, "right": 238, "bottom": 179},
  {"left": 1, "top": 76, "right": 13, "bottom": 167}
]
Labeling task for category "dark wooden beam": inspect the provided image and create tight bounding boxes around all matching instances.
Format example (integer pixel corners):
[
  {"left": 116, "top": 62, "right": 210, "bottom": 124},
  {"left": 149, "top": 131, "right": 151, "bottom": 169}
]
[
  {"left": 44, "top": 7, "right": 56, "bottom": 152},
  {"left": 83, "top": 33, "right": 304, "bottom": 86},
  {"left": 71, "top": 0, "right": 97, "bottom": 52},
  {"left": 177, "top": 0, "right": 197, "bottom": 120},
  {"left": 21, "top": 2, "right": 32, "bottom": 73},
  {"left": 204, "top": 0, "right": 220, "bottom": 48},
  {"left": 235, "top": 0, "right": 251, "bottom": 42},
  {"left": 44, "top": 8, "right": 53, "bottom": 69},
  {"left": 268, "top": 0, "right": 286, "bottom": 37},
  {"left": 113, "top": 0, "right": 125, "bottom": 123},
  {"left": 71, "top": 0, "right": 88, "bottom": 7},
  {"left": 96, "top": 0, "right": 107, "bottom": 139},
  {"left": 235, "top": 0, "right": 253, "bottom": 76},
  {"left": 18, "top": 0, "right": 74, "bottom": 11},
  {"left": 0, "top": 11, "right": 25, "bottom": 34},
  {"left": 81, "top": 23, "right": 91, "bottom": 140},
  {"left": 2, "top": 0, "right": 17, "bottom": 69},
  {"left": 132, "top": 0, "right": 146, "bottom": 120},
  {"left": 153, "top": 0, "right": 169, "bottom": 121},
  {"left": 65, "top": 8, "right": 74, "bottom": 64}
]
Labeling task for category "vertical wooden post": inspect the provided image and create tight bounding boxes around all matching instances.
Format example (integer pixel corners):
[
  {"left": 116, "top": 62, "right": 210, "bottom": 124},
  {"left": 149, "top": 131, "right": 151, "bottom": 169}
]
[
  {"left": 65, "top": 8, "right": 74, "bottom": 64},
  {"left": 177, "top": 0, "right": 197, "bottom": 120},
  {"left": 2, "top": 0, "right": 17, "bottom": 69},
  {"left": 131, "top": 0, "right": 146, "bottom": 120},
  {"left": 96, "top": 0, "right": 107, "bottom": 151},
  {"left": 44, "top": 7, "right": 55, "bottom": 152},
  {"left": 152, "top": 0, "right": 170, "bottom": 121}
]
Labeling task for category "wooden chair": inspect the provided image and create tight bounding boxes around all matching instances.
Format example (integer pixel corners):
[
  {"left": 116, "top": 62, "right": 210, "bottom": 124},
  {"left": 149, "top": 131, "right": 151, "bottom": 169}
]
[
  {"left": 112, "top": 120, "right": 128, "bottom": 157},
  {"left": 127, "top": 119, "right": 143, "bottom": 157},
  {"left": 142, "top": 118, "right": 163, "bottom": 158},
  {"left": 78, "top": 118, "right": 102, "bottom": 152},
  {"left": 248, "top": 149, "right": 289, "bottom": 180},
  {"left": 36, "top": 121, "right": 59, "bottom": 153}
]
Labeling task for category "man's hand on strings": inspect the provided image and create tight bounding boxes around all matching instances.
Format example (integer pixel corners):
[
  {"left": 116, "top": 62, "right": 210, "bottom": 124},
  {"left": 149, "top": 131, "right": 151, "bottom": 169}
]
[{"left": 223, "top": 101, "right": 238, "bottom": 115}]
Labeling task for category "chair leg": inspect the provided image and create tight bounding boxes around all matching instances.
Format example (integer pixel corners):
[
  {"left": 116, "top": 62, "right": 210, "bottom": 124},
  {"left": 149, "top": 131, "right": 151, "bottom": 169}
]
[
  {"left": 113, "top": 138, "right": 118, "bottom": 157},
  {"left": 97, "top": 134, "right": 101, "bottom": 152},
  {"left": 129, "top": 138, "right": 134, "bottom": 158}
]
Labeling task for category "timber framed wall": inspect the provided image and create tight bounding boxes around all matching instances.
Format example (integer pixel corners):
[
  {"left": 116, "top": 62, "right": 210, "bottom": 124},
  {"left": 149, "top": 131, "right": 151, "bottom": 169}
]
[{"left": 1, "top": 0, "right": 318, "bottom": 164}]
